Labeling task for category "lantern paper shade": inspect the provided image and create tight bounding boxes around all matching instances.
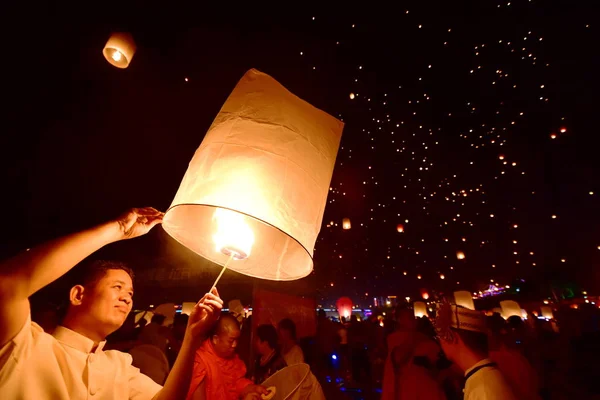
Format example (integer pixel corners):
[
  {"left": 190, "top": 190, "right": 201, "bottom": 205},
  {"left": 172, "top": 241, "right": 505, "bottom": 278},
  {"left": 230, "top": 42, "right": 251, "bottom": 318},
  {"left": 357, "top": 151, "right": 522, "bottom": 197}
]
[
  {"left": 540, "top": 306, "right": 554, "bottom": 319},
  {"left": 181, "top": 302, "right": 195, "bottom": 316},
  {"left": 500, "top": 300, "right": 522, "bottom": 319},
  {"left": 163, "top": 69, "right": 344, "bottom": 281},
  {"left": 336, "top": 297, "right": 353, "bottom": 319},
  {"left": 414, "top": 301, "right": 428, "bottom": 318},
  {"left": 456, "top": 251, "right": 466, "bottom": 260},
  {"left": 342, "top": 218, "right": 351, "bottom": 230},
  {"left": 102, "top": 33, "right": 136, "bottom": 68},
  {"left": 454, "top": 291, "right": 475, "bottom": 310}
]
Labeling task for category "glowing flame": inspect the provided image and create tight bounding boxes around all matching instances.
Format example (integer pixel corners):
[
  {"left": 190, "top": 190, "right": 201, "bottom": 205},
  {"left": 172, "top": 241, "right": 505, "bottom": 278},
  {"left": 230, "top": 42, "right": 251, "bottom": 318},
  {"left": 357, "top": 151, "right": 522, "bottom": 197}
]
[
  {"left": 112, "top": 50, "right": 122, "bottom": 62},
  {"left": 212, "top": 208, "right": 254, "bottom": 260}
]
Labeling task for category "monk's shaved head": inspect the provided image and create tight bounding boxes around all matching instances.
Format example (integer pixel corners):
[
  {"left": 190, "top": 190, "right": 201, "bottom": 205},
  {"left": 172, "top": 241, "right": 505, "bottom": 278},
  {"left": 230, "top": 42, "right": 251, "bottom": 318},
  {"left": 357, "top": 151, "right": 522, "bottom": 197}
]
[
  {"left": 211, "top": 313, "right": 241, "bottom": 359},
  {"left": 214, "top": 313, "right": 240, "bottom": 336}
]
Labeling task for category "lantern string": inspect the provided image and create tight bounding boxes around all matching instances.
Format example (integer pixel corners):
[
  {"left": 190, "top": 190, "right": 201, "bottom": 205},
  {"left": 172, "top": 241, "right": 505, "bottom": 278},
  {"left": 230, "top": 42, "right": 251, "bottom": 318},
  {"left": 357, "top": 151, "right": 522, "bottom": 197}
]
[{"left": 209, "top": 253, "right": 235, "bottom": 293}]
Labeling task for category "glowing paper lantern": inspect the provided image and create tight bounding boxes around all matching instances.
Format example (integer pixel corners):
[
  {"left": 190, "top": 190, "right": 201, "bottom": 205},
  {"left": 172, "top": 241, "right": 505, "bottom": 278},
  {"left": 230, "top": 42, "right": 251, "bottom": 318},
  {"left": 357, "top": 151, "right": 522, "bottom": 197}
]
[
  {"left": 342, "top": 218, "right": 351, "bottom": 230},
  {"left": 102, "top": 33, "right": 136, "bottom": 69},
  {"left": 181, "top": 302, "right": 195, "bottom": 316},
  {"left": 414, "top": 301, "right": 428, "bottom": 318},
  {"left": 454, "top": 290, "right": 475, "bottom": 310},
  {"left": 163, "top": 69, "right": 344, "bottom": 281},
  {"left": 500, "top": 300, "right": 522, "bottom": 319},
  {"left": 397, "top": 224, "right": 404, "bottom": 233},
  {"left": 420, "top": 289, "right": 429, "bottom": 300},
  {"left": 540, "top": 306, "right": 554, "bottom": 319},
  {"left": 336, "top": 296, "right": 353, "bottom": 319},
  {"left": 456, "top": 251, "right": 465, "bottom": 260}
]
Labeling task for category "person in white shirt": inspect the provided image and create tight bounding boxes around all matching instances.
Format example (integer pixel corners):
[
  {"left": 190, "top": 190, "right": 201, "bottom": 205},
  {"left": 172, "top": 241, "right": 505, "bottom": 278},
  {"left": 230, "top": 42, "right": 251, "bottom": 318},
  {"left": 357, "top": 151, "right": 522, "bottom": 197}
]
[
  {"left": 435, "top": 302, "right": 517, "bottom": 400},
  {"left": 277, "top": 318, "right": 304, "bottom": 366},
  {"left": 0, "top": 207, "right": 223, "bottom": 399}
]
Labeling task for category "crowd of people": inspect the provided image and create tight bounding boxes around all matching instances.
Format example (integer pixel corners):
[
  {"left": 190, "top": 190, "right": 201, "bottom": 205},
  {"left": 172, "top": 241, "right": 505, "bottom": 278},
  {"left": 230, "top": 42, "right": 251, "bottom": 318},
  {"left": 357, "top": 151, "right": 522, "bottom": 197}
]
[{"left": 1, "top": 207, "right": 599, "bottom": 399}]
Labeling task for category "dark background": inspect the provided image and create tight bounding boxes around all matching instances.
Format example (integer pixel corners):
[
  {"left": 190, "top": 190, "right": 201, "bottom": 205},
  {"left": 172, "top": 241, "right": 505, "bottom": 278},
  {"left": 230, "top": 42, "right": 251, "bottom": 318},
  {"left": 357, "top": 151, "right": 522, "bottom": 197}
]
[{"left": 2, "top": 1, "right": 598, "bottom": 308}]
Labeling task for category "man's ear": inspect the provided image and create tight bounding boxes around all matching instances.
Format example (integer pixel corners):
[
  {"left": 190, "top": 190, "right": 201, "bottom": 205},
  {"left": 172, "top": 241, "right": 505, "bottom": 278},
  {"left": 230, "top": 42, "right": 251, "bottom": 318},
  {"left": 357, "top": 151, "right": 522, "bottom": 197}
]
[{"left": 69, "top": 285, "right": 86, "bottom": 306}]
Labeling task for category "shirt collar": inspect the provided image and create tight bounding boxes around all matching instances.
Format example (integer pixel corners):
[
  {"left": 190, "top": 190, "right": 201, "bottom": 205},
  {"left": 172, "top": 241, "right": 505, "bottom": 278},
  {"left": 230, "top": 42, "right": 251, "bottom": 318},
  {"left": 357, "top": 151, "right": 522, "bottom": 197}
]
[
  {"left": 464, "top": 357, "right": 493, "bottom": 377},
  {"left": 52, "top": 325, "right": 106, "bottom": 354}
]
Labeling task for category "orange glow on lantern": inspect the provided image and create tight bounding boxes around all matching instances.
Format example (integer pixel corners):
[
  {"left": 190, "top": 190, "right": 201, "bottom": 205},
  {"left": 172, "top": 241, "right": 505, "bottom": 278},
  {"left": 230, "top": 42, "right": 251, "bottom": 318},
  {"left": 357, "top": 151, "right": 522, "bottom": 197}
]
[
  {"left": 102, "top": 33, "right": 136, "bottom": 69},
  {"left": 342, "top": 218, "right": 352, "bottom": 230},
  {"left": 456, "top": 251, "right": 465, "bottom": 260},
  {"left": 397, "top": 224, "right": 404, "bottom": 233}
]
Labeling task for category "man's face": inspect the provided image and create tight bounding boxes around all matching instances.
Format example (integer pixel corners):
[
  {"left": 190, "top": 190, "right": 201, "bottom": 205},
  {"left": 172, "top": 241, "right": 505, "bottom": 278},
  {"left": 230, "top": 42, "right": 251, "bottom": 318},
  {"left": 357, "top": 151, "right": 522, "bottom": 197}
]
[
  {"left": 213, "top": 328, "right": 240, "bottom": 359},
  {"left": 78, "top": 269, "right": 134, "bottom": 336}
]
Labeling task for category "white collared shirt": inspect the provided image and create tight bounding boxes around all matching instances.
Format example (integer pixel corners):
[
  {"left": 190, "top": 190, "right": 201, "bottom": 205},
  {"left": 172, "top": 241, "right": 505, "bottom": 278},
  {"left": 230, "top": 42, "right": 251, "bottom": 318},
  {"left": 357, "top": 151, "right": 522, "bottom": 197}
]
[
  {"left": 0, "top": 315, "right": 162, "bottom": 399},
  {"left": 464, "top": 358, "right": 517, "bottom": 400}
]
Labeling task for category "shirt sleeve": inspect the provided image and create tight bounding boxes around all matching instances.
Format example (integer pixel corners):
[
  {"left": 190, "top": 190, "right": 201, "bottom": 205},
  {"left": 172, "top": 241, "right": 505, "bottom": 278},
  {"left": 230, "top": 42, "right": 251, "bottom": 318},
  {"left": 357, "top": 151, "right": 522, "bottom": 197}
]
[
  {"left": 0, "top": 314, "right": 35, "bottom": 377},
  {"left": 127, "top": 363, "right": 162, "bottom": 400},
  {"left": 186, "top": 356, "right": 208, "bottom": 400}
]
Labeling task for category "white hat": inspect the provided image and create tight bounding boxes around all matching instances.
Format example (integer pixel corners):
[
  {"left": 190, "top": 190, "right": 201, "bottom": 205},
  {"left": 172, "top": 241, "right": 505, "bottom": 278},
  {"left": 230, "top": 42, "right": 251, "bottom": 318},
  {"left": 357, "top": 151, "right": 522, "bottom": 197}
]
[{"left": 435, "top": 301, "right": 487, "bottom": 341}]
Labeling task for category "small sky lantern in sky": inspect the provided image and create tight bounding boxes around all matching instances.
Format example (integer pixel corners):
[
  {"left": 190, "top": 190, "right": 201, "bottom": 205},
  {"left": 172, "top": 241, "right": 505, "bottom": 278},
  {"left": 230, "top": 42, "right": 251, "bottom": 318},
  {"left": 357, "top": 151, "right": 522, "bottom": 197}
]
[
  {"left": 560, "top": 127, "right": 567, "bottom": 133},
  {"left": 397, "top": 224, "right": 404, "bottom": 233},
  {"left": 456, "top": 251, "right": 466, "bottom": 260},
  {"left": 342, "top": 218, "right": 352, "bottom": 230},
  {"left": 336, "top": 296, "right": 353, "bottom": 319},
  {"left": 349, "top": 93, "right": 356, "bottom": 99},
  {"left": 163, "top": 69, "right": 344, "bottom": 283},
  {"left": 102, "top": 33, "right": 136, "bottom": 68},
  {"left": 421, "top": 289, "right": 429, "bottom": 300}
]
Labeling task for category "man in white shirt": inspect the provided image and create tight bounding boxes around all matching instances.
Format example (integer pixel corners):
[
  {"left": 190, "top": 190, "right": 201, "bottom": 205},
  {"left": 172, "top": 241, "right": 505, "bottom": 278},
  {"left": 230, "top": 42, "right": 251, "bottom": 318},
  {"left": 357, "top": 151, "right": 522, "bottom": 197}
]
[
  {"left": 277, "top": 318, "right": 304, "bottom": 366},
  {"left": 0, "top": 207, "right": 223, "bottom": 399},
  {"left": 435, "top": 302, "right": 517, "bottom": 400}
]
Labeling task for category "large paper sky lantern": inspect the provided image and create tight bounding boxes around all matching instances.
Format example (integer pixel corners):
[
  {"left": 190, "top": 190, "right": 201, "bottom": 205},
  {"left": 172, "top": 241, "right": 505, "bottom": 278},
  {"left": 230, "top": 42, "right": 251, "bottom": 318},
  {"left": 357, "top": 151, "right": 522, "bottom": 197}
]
[
  {"left": 414, "top": 301, "right": 428, "bottom": 318},
  {"left": 163, "top": 69, "right": 344, "bottom": 281},
  {"left": 102, "top": 33, "right": 136, "bottom": 69},
  {"left": 500, "top": 300, "right": 522, "bottom": 319},
  {"left": 454, "top": 290, "right": 475, "bottom": 310},
  {"left": 336, "top": 296, "right": 353, "bottom": 319}
]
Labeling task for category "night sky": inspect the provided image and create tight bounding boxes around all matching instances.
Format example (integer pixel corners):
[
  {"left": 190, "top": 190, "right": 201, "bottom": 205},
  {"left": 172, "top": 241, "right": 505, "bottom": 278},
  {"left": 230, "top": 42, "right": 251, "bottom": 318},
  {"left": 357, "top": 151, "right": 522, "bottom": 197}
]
[{"left": 2, "top": 2, "right": 598, "bottom": 308}]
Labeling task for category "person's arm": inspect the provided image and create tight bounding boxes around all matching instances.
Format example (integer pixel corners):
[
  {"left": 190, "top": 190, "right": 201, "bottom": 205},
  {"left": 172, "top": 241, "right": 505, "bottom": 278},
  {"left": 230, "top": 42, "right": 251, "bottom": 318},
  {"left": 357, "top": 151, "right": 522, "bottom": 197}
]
[
  {"left": 0, "top": 207, "right": 163, "bottom": 347},
  {"left": 190, "top": 379, "right": 206, "bottom": 400},
  {"left": 152, "top": 290, "right": 223, "bottom": 400}
]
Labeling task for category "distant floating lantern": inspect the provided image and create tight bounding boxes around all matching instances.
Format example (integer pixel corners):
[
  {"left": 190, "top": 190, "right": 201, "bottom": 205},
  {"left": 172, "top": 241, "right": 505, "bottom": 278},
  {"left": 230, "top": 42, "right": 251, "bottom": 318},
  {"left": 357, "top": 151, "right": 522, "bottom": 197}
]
[
  {"left": 454, "top": 290, "right": 475, "bottom": 310},
  {"left": 550, "top": 133, "right": 557, "bottom": 139},
  {"left": 417, "top": 274, "right": 422, "bottom": 280},
  {"left": 440, "top": 274, "right": 445, "bottom": 280},
  {"left": 163, "top": 69, "right": 344, "bottom": 281},
  {"left": 560, "top": 127, "right": 567, "bottom": 133},
  {"left": 420, "top": 289, "right": 429, "bottom": 300},
  {"left": 349, "top": 93, "right": 356, "bottom": 100},
  {"left": 181, "top": 302, "right": 195, "bottom": 316},
  {"left": 414, "top": 301, "right": 428, "bottom": 318},
  {"left": 336, "top": 297, "right": 353, "bottom": 319},
  {"left": 103, "top": 32, "right": 136, "bottom": 69},
  {"left": 342, "top": 218, "right": 352, "bottom": 230},
  {"left": 499, "top": 155, "right": 505, "bottom": 160},
  {"left": 397, "top": 224, "right": 404, "bottom": 233},
  {"left": 456, "top": 251, "right": 465, "bottom": 260},
  {"left": 500, "top": 300, "right": 522, "bottom": 319}
]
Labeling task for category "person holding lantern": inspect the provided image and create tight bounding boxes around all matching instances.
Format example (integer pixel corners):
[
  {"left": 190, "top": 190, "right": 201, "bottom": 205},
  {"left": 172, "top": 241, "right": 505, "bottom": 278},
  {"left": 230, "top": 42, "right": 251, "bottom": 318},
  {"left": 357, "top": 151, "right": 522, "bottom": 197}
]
[
  {"left": 0, "top": 207, "right": 223, "bottom": 399},
  {"left": 187, "top": 313, "right": 269, "bottom": 400},
  {"left": 435, "top": 302, "right": 517, "bottom": 400}
]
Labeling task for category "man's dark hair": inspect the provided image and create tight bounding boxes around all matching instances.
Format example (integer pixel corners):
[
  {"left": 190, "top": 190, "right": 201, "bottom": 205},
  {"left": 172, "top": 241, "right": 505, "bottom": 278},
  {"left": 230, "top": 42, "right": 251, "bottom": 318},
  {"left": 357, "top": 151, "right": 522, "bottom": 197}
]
[
  {"left": 70, "top": 260, "right": 134, "bottom": 289},
  {"left": 453, "top": 328, "right": 489, "bottom": 355},
  {"left": 256, "top": 324, "right": 278, "bottom": 349},
  {"left": 278, "top": 318, "right": 297, "bottom": 340},
  {"left": 151, "top": 314, "right": 166, "bottom": 325},
  {"left": 57, "top": 260, "right": 134, "bottom": 320}
]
